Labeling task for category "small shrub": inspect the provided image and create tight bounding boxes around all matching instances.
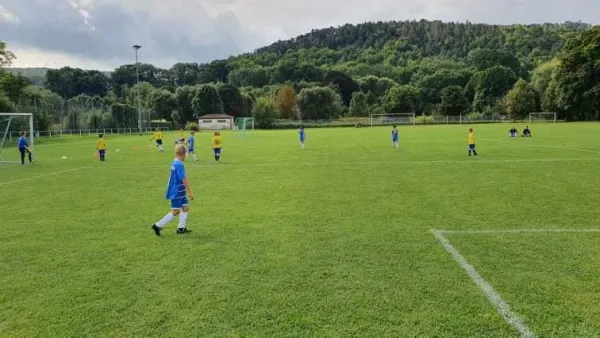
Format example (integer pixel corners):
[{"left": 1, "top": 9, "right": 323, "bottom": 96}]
[{"left": 187, "top": 122, "right": 199, "bottom": 131}]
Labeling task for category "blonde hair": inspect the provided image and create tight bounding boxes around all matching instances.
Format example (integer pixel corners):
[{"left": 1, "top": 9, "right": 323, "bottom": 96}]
[{"left": 175, "top": 144, "right": 187, "bottom": 155}]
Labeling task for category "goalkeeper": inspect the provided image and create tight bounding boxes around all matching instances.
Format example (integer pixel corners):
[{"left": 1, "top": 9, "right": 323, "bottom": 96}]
[{"left": 17, "top": 131, "right": 32, "bottom": 165}]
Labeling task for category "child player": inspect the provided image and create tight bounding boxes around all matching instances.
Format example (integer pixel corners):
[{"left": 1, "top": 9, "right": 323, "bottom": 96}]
[
  {"left": 150, "top": 128, "right": 165, "bottom": 152},
  {"left": 187, "top": 130, "right": 198, "bottom": 162},
  {"left": 96, "top": 133, "right": 107, "bottom": 161},
  {"left": 467, "top": 128, "right": 478, "bottom": 156},
  {"left": 299, "top": 127, "right": 306, "bottom": 149},
  {"left": 212, "top": 131, "right": 223, "bottom": 162},
  {"left": 17, "top": 131, "right": 32, "bottom": 165},
  {"left": 151, "top": 144, "right": 194, "bottom": 236},
  {"left": 177, "top": 128, "right": 186, "bottom": 145},
  {"left": 391, "top": 125, "right": 399, "bottom": 148}
]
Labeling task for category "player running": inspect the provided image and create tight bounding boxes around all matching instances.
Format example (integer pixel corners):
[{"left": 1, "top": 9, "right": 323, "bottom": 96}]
[
  {"left": 212, "top": 131, "right": 223, "bottom": 162},
  {"left": 391, "top": 125, "right": 399, "bottom": 148},
  {"left": 187, "top": 130, "right": 198, "bottom": 162},
  {"left": 17, "top": 131, "right": 32, "bottom": 165},
  {"left": 299, "top": 127, "right": 306, "bottom": 149},
  {"left": 150, "top": 128, "right": 165, "bottom": 152},
  {"left": 151, "top": 144, "right": 194, "bottom": 236}
]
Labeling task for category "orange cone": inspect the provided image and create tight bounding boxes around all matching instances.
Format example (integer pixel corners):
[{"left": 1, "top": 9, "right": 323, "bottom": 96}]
[
  {"left": 93, "top": 151, "right": 98, "bottom": 158},
  {"left": 132, "top": 146, "right": 137, "bottom": 151}
]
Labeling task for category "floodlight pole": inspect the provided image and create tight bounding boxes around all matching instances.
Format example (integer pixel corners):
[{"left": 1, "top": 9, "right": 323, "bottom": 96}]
[{"left": 133, "top": 45, "right": 142, "bottom": 135}]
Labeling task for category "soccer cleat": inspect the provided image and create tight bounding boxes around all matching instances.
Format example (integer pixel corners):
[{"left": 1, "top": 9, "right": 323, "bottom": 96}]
[
  {"left": 176, "top": 228, "right": 192, "bottom": 234},
  {"left": 152, "top": 224, "right": 162, "bottom": 236}
]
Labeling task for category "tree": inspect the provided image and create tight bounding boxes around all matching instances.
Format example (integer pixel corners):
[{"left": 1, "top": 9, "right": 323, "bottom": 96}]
[
  {"left": 192, "top": 85, "right": 224, "bottom": 119},
  {"left": 126, "top": 82, "right": 156, "bottom": 109},
  {"left": 0, "top": 72, "right": 31, "bottom": 103},
  {"left": 274, "top": 85, "right": 298, "bottom": 119},
  {"left": 252, "top": 96, "right": 279, "bottom": 128},
  {"left": 0, "top": 41, "right": 15, "bottom": 68},
  {"left": 297, "top": 87, "right": 344, "bottom": 120},
  {"left": 175, "top": 86, "right": 200, "bottom": 124},
  {"left": 228, "top": 66, "right": 270, "bottom": 87},
  {"left": 323, "top": 71, "right": 358, "bottom": 106},
  {"left": 218, "top": 84, "right": 246, "bottom": 117},
  {"left": 467, "top": 48, "right": 523, "bottom": 75},
  {"left": 471, "top": 66, "right": 518, "bottom": 111},
  {"left": 505, "top": 79, "right": 538, "bottom": 120},
  {"left": 358, "top": 75, "right": 398, "bottom": 99},
  {"left": 555, "top": 26, "right": 600, "bottom": 120},
  {"left": 111, "top": 103, "right": 138, "bottom": 128},
  {"left": 439, "top": 86, "right": 470, "bottom": 116},
  {"left": 384, "top": 85, "right": 422, "bottom": 114},
  {"left": 45, "top": 67, "right": 110, "bottom": 98},
  {"left": 150, "top": 89, "right": 177, "bottom": 121},
  {"left": 0, "top": 94, "right": 15, "bottom": 112},
  {"left": 348, "top": 91, "right": 369, "bottom": 117}
]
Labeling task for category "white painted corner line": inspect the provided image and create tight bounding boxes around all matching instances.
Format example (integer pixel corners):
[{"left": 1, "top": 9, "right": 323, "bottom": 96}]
[
  {"left": 0, "top": 166, "right": 88, "bottom": 186},
  {"left": 432, "top": 229, "right": 537, "bottom": 338}
]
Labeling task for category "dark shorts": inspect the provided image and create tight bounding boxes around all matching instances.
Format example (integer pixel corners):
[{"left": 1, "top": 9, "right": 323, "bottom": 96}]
[
  {"left": 214, "top": 148, "right": 221, "bottom": 155},
  {"left": 170, "top": 197, "right": 189, "bottom": 209},
  {"left": 469, "top": 144, "right": 476, "bottom": 150},
  {"left": 99, "top": 150, "right": 106, "bottom": 156},
  {"left": 156, "top": 139, "right": 163, "bottom": 145}
]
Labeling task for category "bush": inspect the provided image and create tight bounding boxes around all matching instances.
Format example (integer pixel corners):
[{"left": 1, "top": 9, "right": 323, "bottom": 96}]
[
  {"left": 414, "top": 115, "right": 435, "bottom": 124},
  {"left": 252, "top": 97, "right": 279, "bottom": 129},
  {"left": 187, "top": 122, "right": 199, "bottom": 131}
]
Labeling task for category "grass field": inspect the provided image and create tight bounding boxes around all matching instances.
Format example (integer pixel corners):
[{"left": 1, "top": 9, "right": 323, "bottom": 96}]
[{"left": 1, "top": 123, "right": 600, "bottom": 336}]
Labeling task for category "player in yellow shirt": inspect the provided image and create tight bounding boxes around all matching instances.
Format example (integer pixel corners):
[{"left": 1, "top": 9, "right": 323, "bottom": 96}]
[
  {"left": 211, "top": 131, "right": 223, "bottom": 162},
  {"left": 467, "top": 128, "right": 478, "bottom": 156},
  {"left": 150, "top": 128, "right": 164, "bottom": 152},
  {"left": 96, "top": 133, "right": 107, "bottom": 161},
  {"left": 178, "top": 128, "right": 186, "bottom": 144}
]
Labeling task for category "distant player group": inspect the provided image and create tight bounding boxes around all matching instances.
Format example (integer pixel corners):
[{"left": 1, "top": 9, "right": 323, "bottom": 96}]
[{"left": 53, "top": 123, "right": 530, "bottom": 236}]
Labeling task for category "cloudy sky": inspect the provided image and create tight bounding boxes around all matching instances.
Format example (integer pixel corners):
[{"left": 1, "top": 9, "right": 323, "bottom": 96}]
[{"left": 0, "top": 0, "right": 598, "bottom": 70}]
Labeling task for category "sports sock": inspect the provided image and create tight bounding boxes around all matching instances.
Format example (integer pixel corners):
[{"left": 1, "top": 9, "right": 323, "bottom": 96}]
[
  {"left": 178, "top": 212, "right": 188, "bottom": 229},
  {"left": 156, "top": 212, "right": 175, "bottom": 228},
  {"left": 193, "top": 154, "right": 198, "bottom": 161}
]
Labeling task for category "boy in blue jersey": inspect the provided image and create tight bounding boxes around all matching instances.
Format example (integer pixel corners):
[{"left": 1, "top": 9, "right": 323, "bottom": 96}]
[
  {"left": 187, "top": 130, "right": 198, "bottom": 162},
  {"left": 299, "top": 127, "right": 306, "bottom": 149},
  {"left": 152, "top": 144, "right": 194, "bottom": 235},
  {"left": 17, "top": 131, "right": 32, "bottom": 165},
  {"left": 391, "top": 125, "right": 399, "bottom": 148}
]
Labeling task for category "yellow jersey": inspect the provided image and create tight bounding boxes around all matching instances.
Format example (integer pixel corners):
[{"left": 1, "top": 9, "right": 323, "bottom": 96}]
[
  {"left": 212, "top": 136, "right": 223, "bottom": 149},
  {"left": 151, "top": 131, "right": 164, "bottom": 140},
  {"left": 96, "top": 139, "right": 107, "bottom": 150},
  {"left": 467, "top": 132, "right": 475, "bottom": 145}
]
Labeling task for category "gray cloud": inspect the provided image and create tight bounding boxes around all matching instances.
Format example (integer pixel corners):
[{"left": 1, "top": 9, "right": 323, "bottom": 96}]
[{"left": 1, "top": 0, "right": 599, "bottom": 69}]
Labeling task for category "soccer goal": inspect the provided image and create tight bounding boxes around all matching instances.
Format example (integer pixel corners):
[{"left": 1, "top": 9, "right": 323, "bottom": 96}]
[
  {"left": 0, "top": 113, "right": 34, "bottom": 163},
  {"left": 529, "top": 112, "right": 557, "bottom": 123},
  {"left": 235, "top": 117, "right": 255, "bottom": 136},
  {"left": 370, "top": 113, "right": 416, "bottom": 127}
]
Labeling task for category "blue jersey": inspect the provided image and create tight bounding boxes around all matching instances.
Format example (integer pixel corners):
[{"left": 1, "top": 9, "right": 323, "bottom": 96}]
[
  {"left": 18, "top": 136, "right": 28, "bottom": 148},
  {"left": 187, "top": 136, "right": 195, "bottom": 151},
  {"left": 392, "top": 129, "right": 399, "bottom": 141},
  {"left": 166, "top": 159, "right": 187, "bottom": 200},
  {"left": 299, "top": 129, "right": 305, "bottom": 141}
]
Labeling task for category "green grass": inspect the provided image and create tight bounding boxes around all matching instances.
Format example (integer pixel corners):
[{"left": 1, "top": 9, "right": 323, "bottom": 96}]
[{"left": 1, "top": 123, "right": 599, "bottom": 336}]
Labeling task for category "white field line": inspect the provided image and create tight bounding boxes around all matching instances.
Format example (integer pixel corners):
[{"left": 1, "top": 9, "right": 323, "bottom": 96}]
[
  {"left": 481, "top": 138, "right": 600, "bottom": 155},
  {"left": 441, "top": 229, "right": 600, "bottom": 234},
  {"left": 432, "top": 230, "right": 537, "bottom": 338},
  {"left": 0, "top": 166, "right": 87, "bottom": 186},
  {"left": 84, "top": 157, "right": 600, "bottom": 169}
]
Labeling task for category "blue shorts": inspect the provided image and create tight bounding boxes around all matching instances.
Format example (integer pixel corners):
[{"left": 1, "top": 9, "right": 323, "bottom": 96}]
[
  {"left": 99, "top": 150, "right": 106, "bottom": 156},
  {"left": 300, "top": 138, "right": 305, "bottom": 143},
  {"left": 214, "top": 148, "right": 221, "bottom": 155},
  {"left": 188, "top": 148, "right": 194, "bottom": 153},
  {"left": 469, "top": 144, "right": 476, "bottom": 150},
  {"left": 393, "top": 138, "right": 399, "bottom": 143},
  {"left": 170, "top": 197, "right": 189, "bottom": 209}
]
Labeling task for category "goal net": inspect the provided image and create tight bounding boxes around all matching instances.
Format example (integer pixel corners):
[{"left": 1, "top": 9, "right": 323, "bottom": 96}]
[
  {"left": 235, "top": 117, "right": 255, "bottom": 136},
  {"left": 0, "top": 113, "right": 34, "bottom": 163},
  {"left": 370, "top": 113, "right": 416, "bottom": 127},
  {"left": 529, "top": 112, "right": 557, "bottom": 123}
]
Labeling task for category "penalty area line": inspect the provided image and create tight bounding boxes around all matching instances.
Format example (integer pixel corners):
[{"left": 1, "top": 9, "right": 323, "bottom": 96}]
[
  {"left": 441, "top": 228, "right": 600, "bottom": 234},
  {"left": 0, "top": 166, "right": 88, "bottom": 186},
  {"left": 431, "top": 229, "right": 537, "bottom": 338}
]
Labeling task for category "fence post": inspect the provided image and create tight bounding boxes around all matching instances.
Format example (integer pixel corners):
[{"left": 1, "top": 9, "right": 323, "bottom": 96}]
[
  {"left": 60, "top": 130, "right": 63, "bottom": 139},
  {"left": 460, "top": 114, "right": 462, "bottom": 125}
]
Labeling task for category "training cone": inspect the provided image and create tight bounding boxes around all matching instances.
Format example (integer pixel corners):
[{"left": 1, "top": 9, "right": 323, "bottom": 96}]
[{"left": 93, "top": 151, "right": 98, "bottom": 158}]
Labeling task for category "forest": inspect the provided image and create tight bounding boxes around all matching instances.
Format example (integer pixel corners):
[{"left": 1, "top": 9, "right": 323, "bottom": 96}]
[{"left": 1, "top": 19, "right": 599, "bottom": 131}]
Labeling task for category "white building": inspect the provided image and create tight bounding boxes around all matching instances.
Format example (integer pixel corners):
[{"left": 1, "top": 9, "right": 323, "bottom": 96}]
[{"left": 198, "top": 114, "right": 234, "bottom": 130}]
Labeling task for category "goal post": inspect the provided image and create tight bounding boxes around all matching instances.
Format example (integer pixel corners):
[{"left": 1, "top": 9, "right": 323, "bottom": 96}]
[
  {"left": 0, "top": 113, "right": 34, "bottom": 163},
  {"left": 234, "top": 117, "right": 255, "bottom": 136},
  {"left": 370, "top": 113, "right": 416, "bottom": 127},
  {"left": 529, "top": 112, "right": 557, "bottom": 123}
]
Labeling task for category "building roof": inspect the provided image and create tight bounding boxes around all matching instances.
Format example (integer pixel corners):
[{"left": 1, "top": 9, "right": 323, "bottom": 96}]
[{"left": 198, "top": 114, "right": 234, "bottom": 119}]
